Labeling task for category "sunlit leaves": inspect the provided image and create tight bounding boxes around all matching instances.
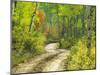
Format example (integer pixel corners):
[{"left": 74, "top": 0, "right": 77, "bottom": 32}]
[
  {"left": 59, "top": 5, "right": 83, "bottom": 16},
  {"left": 36, "top": 10, "right": 45, "bottom": 24},
  {"left": 67, "top": 38, "right": 96, "bottom": 70},
  {"left": 12, "top": 2, "right": 46, "bottom": 66},
  {"left": 12, "top": 2, "right": 96, "bottom": 70},
  {"left": 34, "top": 10, "right": 46, "bottom": 31}
]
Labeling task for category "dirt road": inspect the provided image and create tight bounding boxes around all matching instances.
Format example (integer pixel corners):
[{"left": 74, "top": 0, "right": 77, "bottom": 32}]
[{"left": 12, "top": 43, "right": 70, "bottom": 74}]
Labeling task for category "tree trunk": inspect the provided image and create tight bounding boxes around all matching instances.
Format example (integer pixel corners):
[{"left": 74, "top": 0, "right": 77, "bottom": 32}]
[
  {"left": 86, "top": 6, "right": 91, "bottom": 57},
  {"left": 49, "top": 14, "right": 52, "bottom": 34},
  {"left": 81, "top": 6, "right": 85, "bottom": 36},
  {"left": 75, "top": 15, "right": 78, "bottom": 38},
  {"left": 69, "top": 16, "right": 72, "bottom": 37},
  {"left": 29, "top": 2, "right": 38, "bottom": 32},
  {"left": 61, "top": 16, "right": 66, "bottom": 36},
  {"left": 57, "top": 5, "right": 60, "bottom": 37}
]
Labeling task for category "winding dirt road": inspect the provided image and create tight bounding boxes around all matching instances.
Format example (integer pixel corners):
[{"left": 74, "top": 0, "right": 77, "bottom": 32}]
[{"left": 12, "top": 43, "right": 70, "bottom": 74}]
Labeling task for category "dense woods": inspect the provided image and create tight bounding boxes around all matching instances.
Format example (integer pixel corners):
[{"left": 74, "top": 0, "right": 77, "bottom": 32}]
[{"left": 12, "top": 1, "right": 96, "bottom": 71}]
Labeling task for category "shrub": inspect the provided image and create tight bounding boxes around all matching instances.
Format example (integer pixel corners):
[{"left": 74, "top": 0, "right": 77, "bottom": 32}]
[
  {"left": 66, "top": 38, "right": 96, "bottom": 70},
  {"left": 59, "top": 37, "right": 77, "bottom": 49},
  {"left": 12, "top": 28, "right": 46, "bottom": 67},
  {"left": 11, "top": 2, "right": 46, "bottom": 67}
]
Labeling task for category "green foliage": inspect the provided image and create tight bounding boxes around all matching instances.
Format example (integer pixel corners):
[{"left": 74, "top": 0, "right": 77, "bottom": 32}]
[
  {"left": 67, "top": 37, "right": 96, "bottom": 70},
  {"left": 59, "top": 37, "right": 77, "bottom": 49},
  {"left": 59, "top": 5, "right": 83, "bottom": 16},
  {"left": 12, "top": 2, "right": 46, "bottom": 67},
  {"left": 12, "top": 2, "right": 35, "bottom": 28},
  {"left": 23, "top": 32, "right": 46, "bottom": 53},
  {"left": 12, "top": 1, "right": 96, "bottom": 71},
  {"left": 12, "top": 28, "right": 46, "bottom": 66}
]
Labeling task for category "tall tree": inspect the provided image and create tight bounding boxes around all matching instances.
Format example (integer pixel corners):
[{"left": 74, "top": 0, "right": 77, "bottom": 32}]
[
  {"left": 61, "top": 16, "right": 66, "bottom": 36},
  {"left": 29, "top": 2, "right": 38, "bottom": 32},
  {"left": 86, "top": 6, "right": 92, "bottom": 57}
]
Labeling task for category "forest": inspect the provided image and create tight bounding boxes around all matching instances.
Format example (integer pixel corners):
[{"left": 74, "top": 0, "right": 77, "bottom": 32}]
[{"left": 11, "top": 1, "right": 96, "bottom": 74}]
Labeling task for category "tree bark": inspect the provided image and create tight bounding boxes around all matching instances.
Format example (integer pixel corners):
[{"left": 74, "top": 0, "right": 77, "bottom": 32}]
[
  {"left": 29, "top": 2, "right": 38, "bottom": 32},
  {"left": 81, "top": 6, "right": 86, "bottom": 36},
  {"left": 49, "top": 14, "right": 52, "bottom": 34},
  {"left": 61, "top": 16, "right": 66, "bottom": 36},
  {"left": 57, "top": 5, "right": 60, "bottom": 37},
  {"left": 86, "top": 6, "right": 91, "bottom": 57}
]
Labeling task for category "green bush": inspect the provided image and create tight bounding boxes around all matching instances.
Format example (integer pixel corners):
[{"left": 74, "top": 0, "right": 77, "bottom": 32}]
[
  {"left": 66, "top": 38, "right": 96, "bottom": 70},
  {"left": 11, "top": 2, "right": 47, "bottom": 67},
  {"left": 59, "top": 37, "right": 77, "bottom": 49},
  {"left": 12, "top": 50, "right": 32, "bottom": 67},
  {"left": 12, "top": 29, "right": 46, "bottom": 67}
]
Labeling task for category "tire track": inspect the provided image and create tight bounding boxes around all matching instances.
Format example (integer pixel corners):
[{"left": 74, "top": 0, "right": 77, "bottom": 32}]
[
  {"left": 31, "top": 50, "right": 70, "bottom": 73},
  {"left": 12, "top": 51, "right": 60, "bottom": 74},
  {"left": 42, "top": 50, "right": 70, "bottom": 72},
  {"left": 32, "top": 52, "right": 61, "bottom": 72},
  {"left": 12, "top": 43, "right": 70, "bottom": 74}
]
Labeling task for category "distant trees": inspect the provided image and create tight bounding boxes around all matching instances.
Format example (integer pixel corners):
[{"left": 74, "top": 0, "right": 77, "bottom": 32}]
[
  {"left": 67, "top": 6, "right": 96, "bottom": 70},
  {"left": 12, "top": 1, "right": 96, "bottom": 70}
]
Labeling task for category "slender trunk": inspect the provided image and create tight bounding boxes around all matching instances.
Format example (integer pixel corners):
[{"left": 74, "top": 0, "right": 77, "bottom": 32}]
[
  {"left": 57, "top": 5, "right": 60, "bottom": 37},
  {"left": 81, "top": 14, "right": 85, "bottom": 35},
  {"left": 74, "top": 16, "right": 76, "bottom": 38},
  {"left": 49, "top": 14, "right": 52, "bottom": 34},
  {"left": 78, "top": 15, "right": 81, "bottom": 37},
  {"left": 66, "top": 16, "right": 68, "bottom": 37},
  {"left": 61, "top": 16, "right": 66, "bottom": 36},
  {"left": 29, "top": 2, "right": 38, "bottom": 32},
  {"left": 71, "top": 16, "right": 74, "bottom": 38},
  {"left": 69, "top": 16, "right": 72, "bottom": 37},
  {"left": 76, "top": 15, "right": 78, "bottom": 38},
  {"left": 81, "top": 6, "right": 85, "bottom": 36},
  {"left": 86, "top": 6, "right": 91, "bottom": 57},
  {"left": 68, "top": 16, "right": 70, "bottom": 37},
  {"left": 14, "top": 1, "right": 17, "bottom": 8}
]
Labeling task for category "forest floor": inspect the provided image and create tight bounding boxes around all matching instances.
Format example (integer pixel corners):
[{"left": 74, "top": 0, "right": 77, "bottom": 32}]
[{"left": 12, "top": 43, "right": 70, "bottom": 74}]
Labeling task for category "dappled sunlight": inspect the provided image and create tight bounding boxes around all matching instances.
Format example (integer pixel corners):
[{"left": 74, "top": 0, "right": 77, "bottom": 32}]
[{"left": 11, "top": 1, "right": 96, "bottom": 74}]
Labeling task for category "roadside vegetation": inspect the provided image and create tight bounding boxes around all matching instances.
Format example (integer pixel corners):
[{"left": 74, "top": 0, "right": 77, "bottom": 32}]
[{"left": 12, "top": 1, "right": 96, "bottom": 70}]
